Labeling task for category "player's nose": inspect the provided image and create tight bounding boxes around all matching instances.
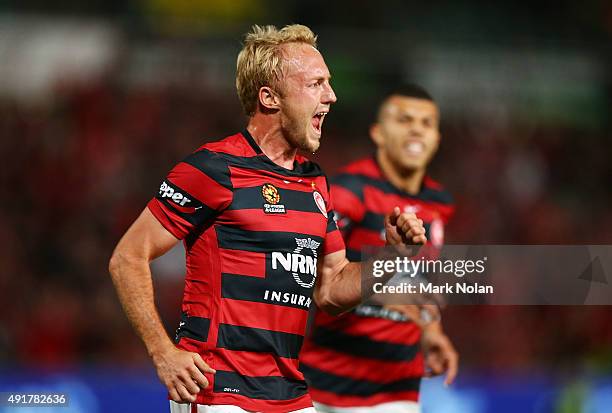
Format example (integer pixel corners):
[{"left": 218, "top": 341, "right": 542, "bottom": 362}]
[
  {"left": 322, "top": 83, "right": 337, "bottom": 104},
  {"left": 409, "top": 124, "right": 425, "bottom": 137}
]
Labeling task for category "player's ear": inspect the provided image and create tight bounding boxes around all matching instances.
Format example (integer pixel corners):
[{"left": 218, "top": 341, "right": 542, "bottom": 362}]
[
  {"left": 258, "top": 86, "right": 281, "bottom": 111},
  {"left": 369, "top": 123, "right": 383, "bottom": 147}
]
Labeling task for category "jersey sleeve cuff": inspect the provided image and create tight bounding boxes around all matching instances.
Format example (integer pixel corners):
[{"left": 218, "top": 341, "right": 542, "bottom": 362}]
[
  {"left": 147, "top": 198, "right": 190, "bottom": 240},
  {"left": 323, "top": 229, "right": 346, "bottom": 256}
]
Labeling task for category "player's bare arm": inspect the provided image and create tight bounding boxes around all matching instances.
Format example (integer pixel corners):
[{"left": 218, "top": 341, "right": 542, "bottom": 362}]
[
  {"left": 314, "top": 207, "right": 427, "bottom": 315},
  {"left": 108, "top": 208, "right": 215, "bottom": 403}
]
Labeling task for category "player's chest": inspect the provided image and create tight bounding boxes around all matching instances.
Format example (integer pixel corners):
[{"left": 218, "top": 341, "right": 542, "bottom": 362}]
[
  {"left": 220, "top": 171, "right": 329, "bottom": 237},
  {"left": 363, "top": 186, "right": 443, "bottom": 223},
  {"left": 361, "top": 188, "right": 445, "bottom": 246}
]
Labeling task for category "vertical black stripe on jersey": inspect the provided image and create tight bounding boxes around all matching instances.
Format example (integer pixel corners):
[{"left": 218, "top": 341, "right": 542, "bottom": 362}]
[
  {"left": 214, "top": 370, "right": 308, "bottom": 400},
  {"left": 310, "top": 327, "right": 419, "bottom": 362},
  {"left": 217, "top": 324, "right": 304, "bottom": 359},
  {"left": 300, "top": 364, "right": 420, "bottom": 396}
]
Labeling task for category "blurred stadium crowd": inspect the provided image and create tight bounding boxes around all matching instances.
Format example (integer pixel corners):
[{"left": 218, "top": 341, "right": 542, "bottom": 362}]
[
  {"left": 1, "top": 0, "right": 611, "bottom": 387},
  {"left": 2, "top": 70, "right": 611, "bottom": 375}
]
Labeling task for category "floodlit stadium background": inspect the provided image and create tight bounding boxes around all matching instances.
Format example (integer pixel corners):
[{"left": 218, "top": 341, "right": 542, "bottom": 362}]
[{"left": 1, "top": 1, "right": 611, "bottom": 412}]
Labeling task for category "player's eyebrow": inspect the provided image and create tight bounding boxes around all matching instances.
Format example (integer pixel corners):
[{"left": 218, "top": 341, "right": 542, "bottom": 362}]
[
  {"left": 310, "top": 75, "right": 331, "bottom": 82},
  {"left": 311, "top": 71, "right": 331, "bottom": 80}
]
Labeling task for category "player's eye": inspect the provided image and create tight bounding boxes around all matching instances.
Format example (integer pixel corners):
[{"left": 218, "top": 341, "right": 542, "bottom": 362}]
[{"left": 397, "top": 115, "right": 412, "bottom": 123}]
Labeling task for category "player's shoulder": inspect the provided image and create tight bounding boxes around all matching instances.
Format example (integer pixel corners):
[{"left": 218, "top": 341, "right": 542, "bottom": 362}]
[
  {"left": 174, "top": 132, "right": 251, "bottom": 187},
  {"left": 196, "top": 131, "right": 258, "bottom": 158},
  {"left": 421, "top": 176, "right": 453, "bottom": 205},
  {"left": 340, "top": 157, "right": 381, "bottom": 179},
  {"left": 330, "top": 157, "right": 379, "bottom": 196},
  {"left": 185, "top": 131, "right": 258, "bottom": 170}
]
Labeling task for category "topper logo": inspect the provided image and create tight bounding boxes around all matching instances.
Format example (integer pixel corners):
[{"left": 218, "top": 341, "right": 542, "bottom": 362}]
[{"left": 158, "top": 181, "right": 191, "bottom": 206}]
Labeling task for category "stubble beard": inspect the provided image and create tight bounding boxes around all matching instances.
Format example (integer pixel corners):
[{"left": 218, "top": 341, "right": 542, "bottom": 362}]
[{"left": 282, "top": 115, "right": 319, "bottom": 153}]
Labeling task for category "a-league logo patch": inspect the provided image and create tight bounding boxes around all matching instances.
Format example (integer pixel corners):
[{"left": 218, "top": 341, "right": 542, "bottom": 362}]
[
  {"left": 262, "top": 183, "right": 280, "bottom": 204},
  {"left": 262, "top": 183, "right": 286, "bottom": 214}
]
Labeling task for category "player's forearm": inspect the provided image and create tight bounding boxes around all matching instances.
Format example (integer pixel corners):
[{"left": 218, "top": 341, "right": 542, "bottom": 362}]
[
  {"left": 316, "top": 250, "right": 413, "bottom": 315},
  {"left": 315, "top": 261, "right": 362, "bottom": 315},
  {"left": 108, "top": 251, "right": 174, "bottom": 357}
]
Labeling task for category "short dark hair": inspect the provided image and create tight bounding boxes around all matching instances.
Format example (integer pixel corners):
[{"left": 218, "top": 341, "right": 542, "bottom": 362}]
[
  {"left": 375, "top": 84, "right": 436, "bottom": 121},
  {"left": 384, "top": 83, "right": 435, "bottom": 103}
]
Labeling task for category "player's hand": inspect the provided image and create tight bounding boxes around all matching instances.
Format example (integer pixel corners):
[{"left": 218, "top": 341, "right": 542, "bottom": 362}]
[
  {"left": 152, "top": 345, "right": 216, "bottom": 403},
  {"left": 421, "top": 325, "right": 458, "bottom": 386},
  {"left": 384, "top": 207, "right": 427, "bottom": 247}
]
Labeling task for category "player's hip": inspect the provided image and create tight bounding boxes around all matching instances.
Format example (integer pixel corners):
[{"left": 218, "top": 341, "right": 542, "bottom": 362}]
[
  {"left": 313, "top": 400, "right": 420, "bottom": 413},
  {"left": 170, "top": 401, "right": 316, "bottom": 413}
]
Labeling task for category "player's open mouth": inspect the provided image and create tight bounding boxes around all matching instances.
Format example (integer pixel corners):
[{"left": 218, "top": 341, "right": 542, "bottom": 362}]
[
  {"left": 404, "top": 141, "right": 425, "bottom": 155},
  {"left": 312, "top": 112, "right": 327, "bottom": 134}
]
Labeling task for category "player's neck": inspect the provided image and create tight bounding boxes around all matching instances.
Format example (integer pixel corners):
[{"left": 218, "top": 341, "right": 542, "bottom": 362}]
[
  {"left": 247, "top": 117, "right": 297, "bottom": 170},
  {"left": 376, "top": 151, "right": 425, "bottom": 195}
]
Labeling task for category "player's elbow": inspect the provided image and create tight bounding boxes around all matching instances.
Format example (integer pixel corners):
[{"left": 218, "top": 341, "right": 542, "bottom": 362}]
[
  {"left": 108, "top": 247, "right": 135, "bottom": 282},
  {"left": 108, "top": 249, "right": 124, "bottom": 281}
]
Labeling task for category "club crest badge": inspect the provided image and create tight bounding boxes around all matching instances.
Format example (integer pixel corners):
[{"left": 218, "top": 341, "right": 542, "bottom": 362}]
[{"left": 313, "top": 190, "right": 327, "bottom": 217}]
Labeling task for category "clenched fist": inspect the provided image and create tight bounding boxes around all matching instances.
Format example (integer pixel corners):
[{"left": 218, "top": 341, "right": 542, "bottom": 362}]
[{"left": 384, "top": 206, "right": 427, "bottom": 246}]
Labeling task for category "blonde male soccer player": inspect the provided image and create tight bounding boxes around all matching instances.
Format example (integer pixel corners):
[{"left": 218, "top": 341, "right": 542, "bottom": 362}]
[{"left": 109, "top": 25, "right": 426, "bottom": 413}]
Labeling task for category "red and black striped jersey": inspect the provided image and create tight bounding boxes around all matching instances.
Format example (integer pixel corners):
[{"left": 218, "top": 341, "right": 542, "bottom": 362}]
[
  {"left": 147, "top": 130, "right": 344, "bottom": 413},
  {"left": 299, "top": 156, "right": 454, "bottom": 408}
]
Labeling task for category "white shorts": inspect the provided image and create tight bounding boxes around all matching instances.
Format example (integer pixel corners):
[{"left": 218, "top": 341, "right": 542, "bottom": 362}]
[
  {"left": 169, "top": 400, "right": 317, "bottom": 413},
  {"left": 313, "top": 400, "right": 420, "bottom": 413}
]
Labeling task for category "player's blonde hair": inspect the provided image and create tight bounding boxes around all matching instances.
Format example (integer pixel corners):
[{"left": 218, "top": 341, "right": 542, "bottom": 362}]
[{"left": 236, "top": 24, "right": 318, "bottom": 116}]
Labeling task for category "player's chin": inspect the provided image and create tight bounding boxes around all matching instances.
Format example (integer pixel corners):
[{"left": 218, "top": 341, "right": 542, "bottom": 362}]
[
  {"left": 397, "top": 157, "right": 425, "bottom": 171},
  {"left": 307, "top": 138, "right": 321, "bottom": 152},
  {"left": 303, "top": 130, "right": 321, "bottom": 152}
]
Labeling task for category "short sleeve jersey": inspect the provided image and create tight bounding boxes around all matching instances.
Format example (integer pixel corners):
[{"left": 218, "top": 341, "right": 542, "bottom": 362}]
[
  {"left": 299, "top": 156, "right": 454, "bottom": 408},
  {"left": 147, "top": 130, "right": 344, "bottom": 413}
]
